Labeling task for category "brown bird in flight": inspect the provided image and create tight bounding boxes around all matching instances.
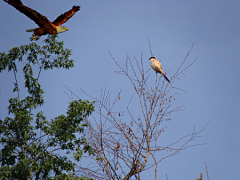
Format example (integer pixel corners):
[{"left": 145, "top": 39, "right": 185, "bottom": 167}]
[
  {"left": 4, "top": 0, "right": 80, "bottom": 41},
  {"left": 149, "top": 56, "right": 170, "bottom": 83}
]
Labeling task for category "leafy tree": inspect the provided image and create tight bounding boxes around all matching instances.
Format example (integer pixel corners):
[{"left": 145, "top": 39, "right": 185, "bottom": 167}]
[{"left": 0, "top": 35, "right": 95, "bottom": 180}]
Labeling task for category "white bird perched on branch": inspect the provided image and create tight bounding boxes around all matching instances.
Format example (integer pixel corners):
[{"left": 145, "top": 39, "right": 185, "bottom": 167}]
[{"left": 149, "top": 56, "right": 170, "bottom": 83}]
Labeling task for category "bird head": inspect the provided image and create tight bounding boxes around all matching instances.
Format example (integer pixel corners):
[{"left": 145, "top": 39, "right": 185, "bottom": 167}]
[
  {"left": 149, "top": 56, "right": 157, "bottom": 61},
  {"left": 56, "top": 26, "right": 69, "bottom": 33}
]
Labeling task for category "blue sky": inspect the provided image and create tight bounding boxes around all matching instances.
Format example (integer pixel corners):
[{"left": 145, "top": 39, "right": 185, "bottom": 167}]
[{"left": 0, "top": 0, "right": 240, "bottom": 179}]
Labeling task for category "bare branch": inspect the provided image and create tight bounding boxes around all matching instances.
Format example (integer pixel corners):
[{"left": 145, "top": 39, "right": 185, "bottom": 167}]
[{"left": 71, "top": 44, "right": 210, "bottom": 180}]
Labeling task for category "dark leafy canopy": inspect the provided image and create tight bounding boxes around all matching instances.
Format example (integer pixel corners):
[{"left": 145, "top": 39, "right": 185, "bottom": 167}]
[{"left": 0, "top": 35, "right": 95, "bottom": 180}]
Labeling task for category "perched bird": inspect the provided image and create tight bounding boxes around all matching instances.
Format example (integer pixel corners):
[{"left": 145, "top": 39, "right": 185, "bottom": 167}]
[
  {"left": 149, "top": 56, "right": 170, "bottom": 83},
  {"left": 4, "top": 0, "right": 80, "bottom": 41}
]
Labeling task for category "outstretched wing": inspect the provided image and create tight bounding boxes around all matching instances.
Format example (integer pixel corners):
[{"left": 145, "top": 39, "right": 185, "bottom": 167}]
[
  {"left": 52, "top": 6, "right": 80, "bottom": 26},
  {"left": 4, "top": 0, "right": 52, "bottom": 28}
]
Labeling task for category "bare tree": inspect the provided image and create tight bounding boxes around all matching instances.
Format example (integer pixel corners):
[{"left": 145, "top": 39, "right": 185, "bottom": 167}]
[{"left": 67, "top": 43, "right": 210, "bottom": 180}]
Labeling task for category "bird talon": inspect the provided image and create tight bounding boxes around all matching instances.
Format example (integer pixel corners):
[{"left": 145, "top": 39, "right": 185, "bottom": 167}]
[{"left": 30, "top": 35, "right": 35, "bottom": 41}]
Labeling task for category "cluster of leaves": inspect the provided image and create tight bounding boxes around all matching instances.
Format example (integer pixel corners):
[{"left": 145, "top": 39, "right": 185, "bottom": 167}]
[{"left": 0, "top": 35, "right": 94, "bottom": 179}]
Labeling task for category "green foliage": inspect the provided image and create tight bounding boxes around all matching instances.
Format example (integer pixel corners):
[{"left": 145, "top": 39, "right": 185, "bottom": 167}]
[{"left": 0, "top": 35, "right": 95, "bottom": 180}]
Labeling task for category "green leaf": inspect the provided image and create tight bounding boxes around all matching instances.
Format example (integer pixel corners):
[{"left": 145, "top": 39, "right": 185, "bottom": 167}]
[{"left": 0, "top": 35, "right": 94, "bottom": 179}]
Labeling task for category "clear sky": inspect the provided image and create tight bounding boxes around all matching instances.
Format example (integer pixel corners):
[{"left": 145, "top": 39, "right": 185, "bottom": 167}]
[{"left": 0, "top": 0, "right": 240, "bottom": 179}]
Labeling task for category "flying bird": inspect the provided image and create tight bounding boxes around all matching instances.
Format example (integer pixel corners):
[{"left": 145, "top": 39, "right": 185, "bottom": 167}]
[
  {"left": 4, "top": 0, "right": 80, "bottom": 41},
  {"left": 149, "top": 56, "right": 170, "bottom": 83}
]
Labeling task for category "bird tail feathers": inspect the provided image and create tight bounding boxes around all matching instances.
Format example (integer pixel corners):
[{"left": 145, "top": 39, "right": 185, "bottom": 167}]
[
  {"left": 26, "top": 28, "right": 38, "bottom": 32},
  {"left": 162, "top": 74, "right": 170, "bottom": 83}
]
